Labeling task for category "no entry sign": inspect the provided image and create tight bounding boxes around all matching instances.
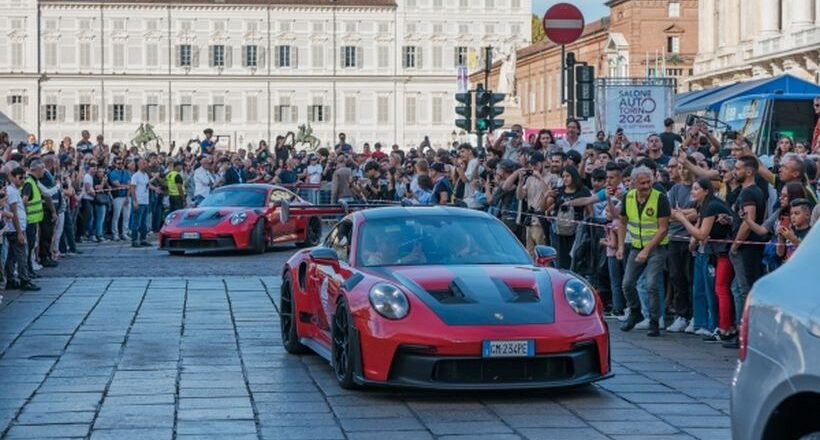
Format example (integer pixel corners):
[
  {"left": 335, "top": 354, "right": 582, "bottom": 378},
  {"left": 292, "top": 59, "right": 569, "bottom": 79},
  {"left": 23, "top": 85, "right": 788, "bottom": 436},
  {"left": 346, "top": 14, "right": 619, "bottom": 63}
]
[{"left": 542, "top": 3, "right": 585, "bottom": 46}]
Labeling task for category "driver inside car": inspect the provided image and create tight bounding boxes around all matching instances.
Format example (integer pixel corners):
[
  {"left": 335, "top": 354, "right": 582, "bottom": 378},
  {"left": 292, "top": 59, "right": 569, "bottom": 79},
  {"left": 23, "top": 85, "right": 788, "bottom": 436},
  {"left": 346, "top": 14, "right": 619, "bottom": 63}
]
[{"left": 360, "top": 225, "right": 426, "bottom": 266}]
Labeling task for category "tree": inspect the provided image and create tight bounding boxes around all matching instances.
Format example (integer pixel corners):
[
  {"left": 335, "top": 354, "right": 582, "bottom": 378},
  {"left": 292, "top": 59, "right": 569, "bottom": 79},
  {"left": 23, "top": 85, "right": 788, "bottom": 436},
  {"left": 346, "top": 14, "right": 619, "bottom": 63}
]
[{"left": 531, "top": 14, "right": 545, "bottom": 43}]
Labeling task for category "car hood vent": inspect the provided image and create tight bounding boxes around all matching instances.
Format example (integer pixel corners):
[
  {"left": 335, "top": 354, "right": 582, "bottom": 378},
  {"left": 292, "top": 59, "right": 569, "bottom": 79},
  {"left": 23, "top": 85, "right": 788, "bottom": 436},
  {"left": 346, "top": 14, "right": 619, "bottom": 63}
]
[{"left": 427, "top": 278, "right": 538, "bottom": 305}]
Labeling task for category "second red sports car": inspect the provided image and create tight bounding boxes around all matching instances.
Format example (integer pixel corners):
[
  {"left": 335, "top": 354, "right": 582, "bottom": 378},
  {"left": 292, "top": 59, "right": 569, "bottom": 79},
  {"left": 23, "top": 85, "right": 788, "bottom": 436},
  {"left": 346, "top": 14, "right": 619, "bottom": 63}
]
[
  {"left": 159, "top": 184, "right": 323, "bottom": 255},
  {"left": 281, "top": 206, "right": 612, "bottom": 390}
]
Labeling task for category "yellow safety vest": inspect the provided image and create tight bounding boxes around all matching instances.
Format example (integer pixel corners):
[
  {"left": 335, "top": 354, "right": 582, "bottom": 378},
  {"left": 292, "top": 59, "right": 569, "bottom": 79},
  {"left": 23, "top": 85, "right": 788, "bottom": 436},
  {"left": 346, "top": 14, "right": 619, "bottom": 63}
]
[
  {"left": 24, "top": 176, "right": 44, "bottom": 224},
  {"left": 166, "top": 171, "right": 182, "bottom": 197},
  {"left": 625, "top": 188, "right": 668, "bottom": 249}
]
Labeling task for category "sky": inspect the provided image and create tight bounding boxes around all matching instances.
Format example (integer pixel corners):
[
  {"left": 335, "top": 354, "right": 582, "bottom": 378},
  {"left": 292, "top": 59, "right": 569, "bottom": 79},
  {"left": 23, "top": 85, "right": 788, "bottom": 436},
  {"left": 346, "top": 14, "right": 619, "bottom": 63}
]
[{"left": 532, "top": 0, "right": 609, "bottom": 21}]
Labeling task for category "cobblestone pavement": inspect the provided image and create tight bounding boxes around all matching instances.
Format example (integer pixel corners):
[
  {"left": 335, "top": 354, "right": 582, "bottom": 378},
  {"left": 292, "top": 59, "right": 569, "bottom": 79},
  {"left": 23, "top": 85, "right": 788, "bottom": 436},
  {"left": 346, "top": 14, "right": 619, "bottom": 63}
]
[{"left": 0, "top": 242, "right": 737, "bottom": 440}]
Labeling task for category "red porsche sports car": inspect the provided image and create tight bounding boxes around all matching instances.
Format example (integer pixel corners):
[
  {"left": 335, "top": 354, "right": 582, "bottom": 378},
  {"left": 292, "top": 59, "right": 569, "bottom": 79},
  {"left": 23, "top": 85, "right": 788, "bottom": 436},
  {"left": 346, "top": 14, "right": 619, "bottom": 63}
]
[
  {"left": 159, "top": 184, "right": 323, "bottom": 255},
  {"left": 281, "top": 206, "right": 612, "bottom": 390}
]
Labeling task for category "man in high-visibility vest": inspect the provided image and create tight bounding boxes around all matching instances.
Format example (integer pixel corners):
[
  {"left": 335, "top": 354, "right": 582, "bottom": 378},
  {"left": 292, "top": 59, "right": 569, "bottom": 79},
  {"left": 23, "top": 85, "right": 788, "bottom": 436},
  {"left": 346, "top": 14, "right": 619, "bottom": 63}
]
[
  {"left": 166, "top": 160, "right": 185, "bottom": 212},
  {"left": 21, "top": 160, "right": 54, "bottom": 276},
  {"left": 617, "top": 165, "right": 670, "bottom": 337}
]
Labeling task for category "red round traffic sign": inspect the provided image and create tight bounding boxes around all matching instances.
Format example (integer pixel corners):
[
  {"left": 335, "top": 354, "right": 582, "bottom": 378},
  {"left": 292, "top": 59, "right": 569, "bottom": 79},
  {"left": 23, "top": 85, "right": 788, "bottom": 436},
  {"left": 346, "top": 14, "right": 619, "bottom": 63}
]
[{"left": 542, "top": 3, "right": 585, "bottom": 46}]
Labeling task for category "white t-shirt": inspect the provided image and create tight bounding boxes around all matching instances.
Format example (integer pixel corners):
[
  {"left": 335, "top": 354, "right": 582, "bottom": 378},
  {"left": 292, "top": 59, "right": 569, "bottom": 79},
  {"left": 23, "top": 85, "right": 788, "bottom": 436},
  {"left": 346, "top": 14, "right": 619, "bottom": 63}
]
[
  {"left": 193, "top": 166, "right": 214, "bottom": 199},
  {"left": 130, "top": 170, "right": 150, "bottom": 205},
  {"left": 306, "top": 164, "right": 323, "bottom": 184},
  {"left": 81, "top": 173, "right": 94, "bottom": 200},
  {"left": 556, "top": 137, "right": 587, "bottom": 155},
  {"left": 5, "top": 185, "right": 26, "bottom": 232}
]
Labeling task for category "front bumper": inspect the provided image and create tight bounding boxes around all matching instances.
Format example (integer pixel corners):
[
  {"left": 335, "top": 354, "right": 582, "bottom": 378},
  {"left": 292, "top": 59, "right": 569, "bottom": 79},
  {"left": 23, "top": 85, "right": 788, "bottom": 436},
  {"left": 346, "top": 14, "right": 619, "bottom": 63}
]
[
  {"left": 159, "top": 235, "right": 239, "bottom": 252},
  {"left": 355, "top": 341, "right": 611, "bottom": 390}
]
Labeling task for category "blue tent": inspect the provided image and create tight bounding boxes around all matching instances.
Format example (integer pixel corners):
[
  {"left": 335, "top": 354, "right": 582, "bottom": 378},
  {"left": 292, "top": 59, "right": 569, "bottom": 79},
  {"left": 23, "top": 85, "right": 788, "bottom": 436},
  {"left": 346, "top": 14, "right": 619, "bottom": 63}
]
[{"left": 674, "top": 74, "right": 820, "bottom": 114}]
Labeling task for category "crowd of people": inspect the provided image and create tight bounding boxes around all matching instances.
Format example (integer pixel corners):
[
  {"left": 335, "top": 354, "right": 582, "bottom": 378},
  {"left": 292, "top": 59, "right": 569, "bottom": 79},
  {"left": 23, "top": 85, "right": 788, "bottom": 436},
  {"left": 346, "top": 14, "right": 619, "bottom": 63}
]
[{"left": 2, "top": 100, "right": 819, "bottom": 343}]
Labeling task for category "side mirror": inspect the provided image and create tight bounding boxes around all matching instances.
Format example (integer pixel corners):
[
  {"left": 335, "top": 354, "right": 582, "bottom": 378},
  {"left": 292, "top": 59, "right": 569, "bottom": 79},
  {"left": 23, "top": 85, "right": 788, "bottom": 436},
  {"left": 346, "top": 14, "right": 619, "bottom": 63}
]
[
  {"left": 309, "top": 247, "right": 338, "bottom": 264},
  {"left": 279, "top": 200, "right": 290, "bottom": 224},
  {"left": 534, "top": 245, "right": 557, "bottom": 268}
]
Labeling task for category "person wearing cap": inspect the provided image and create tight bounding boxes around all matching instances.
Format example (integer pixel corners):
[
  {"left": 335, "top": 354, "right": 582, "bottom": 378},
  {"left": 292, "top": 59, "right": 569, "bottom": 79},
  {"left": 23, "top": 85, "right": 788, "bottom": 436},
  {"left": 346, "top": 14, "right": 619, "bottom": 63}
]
[
  {"left": 429, "top": 162, "right": 452, "bottom": 205},
  {"left": 514, "top": 152, "right": 549, "bottom": 256},
  {"left": 200, "top": 128, "right": 218, "bottom": 156},
  {"left": 166, "top": 160, "right": 185, "bottom": 212}
]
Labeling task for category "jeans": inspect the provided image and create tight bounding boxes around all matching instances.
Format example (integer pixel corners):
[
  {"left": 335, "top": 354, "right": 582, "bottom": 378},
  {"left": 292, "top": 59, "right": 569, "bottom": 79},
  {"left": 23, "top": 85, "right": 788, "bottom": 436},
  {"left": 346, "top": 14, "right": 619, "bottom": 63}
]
[
  {"left": 38, "top": 215, "right": 54, "bottom": 261},
  {"left": 607, "top": 256, "right": 625, "bottom": 313},
  {"left": 93, "top": 203, "right": 106, "bottom": 238},
  {"left": 5, "top": 231, "right": 30, "bottom": 283},
  {"left": 61, "top": 208, "right": 78, "bottom": 253},
  {"left": 25, "top": 224, "right": 38, "bottom": 275},
  {"left": 169, "top": 196, "right": 185, "bottom": 213},
  {"left": 81, "top": 199, "right": 94, "bottom": 238},
  {"left": 131, "top": 204, "right": 149, "bottom": 244},
  {"left": 150, "top": 191, "right": 164, "bottom": 232},
  {"left": 730, "top": 246, "right": 764, "bottom": 325},
  {"left": 637, "top": 270, "right": 666, "bottom": 322},
  {"left": 692, "top": 252, "right": 718, "bottom": 332},
  {"left": 111, "top": 197, "right": 131, "bottom": 237},
  {"left": 667, "top": 241, "right": 693, "bottom": 319},
  {"left": 622, "top": 245, "right": 667, "bottom": 322}
]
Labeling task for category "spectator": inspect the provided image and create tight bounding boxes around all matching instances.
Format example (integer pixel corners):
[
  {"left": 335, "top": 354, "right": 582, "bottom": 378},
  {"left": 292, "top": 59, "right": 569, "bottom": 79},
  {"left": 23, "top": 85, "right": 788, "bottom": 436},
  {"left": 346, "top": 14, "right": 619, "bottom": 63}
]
[
  {"left": 167, "top": 160, "right": 185, "bottom": 212},
  {"left": 429, "top": 162, "right": 452, "bottom": 205},
  {"left": 129, "top": 158, "right": 150, "bottom": 247},
  {"left": 108, "top": 157, "right": 131, "bottom": 240},
  {"left": 556, "top": 118, "right": 586, "bottom": 155},
  {"left": 335, "top": 133, "right": 353, "bottom": 155},
  {"left": 5, "top": 167, "right": 39, "bottom": 291},
  {"left": 77, "top": 130, "right": 94, "bottom": 155},
  {"left": 659, "top": 118, "right": 682, "bottom": 156},
  {"left": 193, "top": 156, "right": 216, "bottom": 205}
]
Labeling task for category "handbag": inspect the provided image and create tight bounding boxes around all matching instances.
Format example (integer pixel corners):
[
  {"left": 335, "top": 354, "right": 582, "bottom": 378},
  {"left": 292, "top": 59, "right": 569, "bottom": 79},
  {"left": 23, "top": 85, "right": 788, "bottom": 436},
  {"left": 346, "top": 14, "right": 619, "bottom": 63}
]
[
  {"left": 93, "top": 192, "right": 111, "bottom": 205},
  {"left": 553, "top": 206, "right": 576, "bottom": 236}
]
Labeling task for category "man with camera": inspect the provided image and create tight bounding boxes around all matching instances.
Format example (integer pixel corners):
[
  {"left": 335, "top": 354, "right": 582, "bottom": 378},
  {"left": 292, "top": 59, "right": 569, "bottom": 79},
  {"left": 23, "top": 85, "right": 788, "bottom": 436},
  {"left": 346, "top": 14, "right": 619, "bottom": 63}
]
[
  {"left": 513, "top": 152, "right": 550, "bottom": 256},
  {"left": 492, "top": 124, "right": 527, "bottom": 163}
]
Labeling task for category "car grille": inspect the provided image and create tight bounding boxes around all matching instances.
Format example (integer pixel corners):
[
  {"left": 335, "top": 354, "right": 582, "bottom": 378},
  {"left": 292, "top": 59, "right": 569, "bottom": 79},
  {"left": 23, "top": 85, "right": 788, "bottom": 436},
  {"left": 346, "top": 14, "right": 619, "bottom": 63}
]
[
  {"left": 164, "top": 236, "right": 235, "bottom": 249},
  {"left": 432, "top": 357, "right": 573, "bottom": 383}
]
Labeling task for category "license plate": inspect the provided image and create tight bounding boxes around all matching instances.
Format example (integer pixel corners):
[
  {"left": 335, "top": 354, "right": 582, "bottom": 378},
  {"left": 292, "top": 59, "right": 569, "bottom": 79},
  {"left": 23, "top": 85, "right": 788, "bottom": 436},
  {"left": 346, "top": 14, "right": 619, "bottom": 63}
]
[
  {"left": 181, "top": 232, "right": 200, "bottom": 240},
  {"left": 482, "top": 340, "right": 534, "bottom": 358}
]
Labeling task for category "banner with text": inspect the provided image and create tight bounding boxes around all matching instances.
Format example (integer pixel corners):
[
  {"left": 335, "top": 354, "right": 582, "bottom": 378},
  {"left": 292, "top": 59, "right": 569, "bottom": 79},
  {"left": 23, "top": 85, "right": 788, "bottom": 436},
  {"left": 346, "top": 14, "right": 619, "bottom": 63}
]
[{"left": 599, "top": 82, "right": 673, "bottom": 142}]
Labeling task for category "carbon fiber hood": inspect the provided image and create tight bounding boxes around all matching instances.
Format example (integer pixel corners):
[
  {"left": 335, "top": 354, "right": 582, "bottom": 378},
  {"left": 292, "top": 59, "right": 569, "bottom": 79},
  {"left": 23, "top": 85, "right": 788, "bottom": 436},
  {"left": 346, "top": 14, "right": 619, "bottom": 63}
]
[{"left": 175, "top": 207, "right": 244, "bottom": 227}]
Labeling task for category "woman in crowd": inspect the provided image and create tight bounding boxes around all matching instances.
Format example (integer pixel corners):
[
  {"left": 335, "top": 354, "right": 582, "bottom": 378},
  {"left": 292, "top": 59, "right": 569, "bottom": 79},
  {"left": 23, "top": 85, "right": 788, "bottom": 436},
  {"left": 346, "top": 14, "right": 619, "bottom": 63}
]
[
  {"left": 672, "top": 176, "right": 735, "bottom": 342},
  {"left": 547, "top": 165, "right": 590, "bottom": 269},
  {"left": 773, "top": 135, "right": 794, "bottom": 167},
  {"left": 531, "top": 129, "right": 555, "bottom": 153},
  {"left": 92, "top": 166, "right": 110, "bottom": 242}
]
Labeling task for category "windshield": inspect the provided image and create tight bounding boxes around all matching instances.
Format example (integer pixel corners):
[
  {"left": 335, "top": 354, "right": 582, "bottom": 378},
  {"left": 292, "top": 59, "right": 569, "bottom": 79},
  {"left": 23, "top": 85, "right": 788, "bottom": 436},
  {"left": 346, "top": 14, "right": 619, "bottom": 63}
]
[
  {"left": 199, "top": 188, "right": 267, "bottom": 208},
  {"left": 720, "top": 97, "right": 765, "bottom": 150},
  {"left": 357, "top": 215, "right": 531, "bottom": 267}
]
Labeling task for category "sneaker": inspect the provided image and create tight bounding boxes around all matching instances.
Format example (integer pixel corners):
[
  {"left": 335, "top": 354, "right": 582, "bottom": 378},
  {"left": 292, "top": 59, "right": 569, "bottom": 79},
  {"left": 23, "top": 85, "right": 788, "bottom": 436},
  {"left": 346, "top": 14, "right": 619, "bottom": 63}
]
[
  {"left": 722, "top": 337, "right": 740, "bottom": 349},
  {"left": 93, "top": 236, "right": 101, "bottom": 243},
  {"left": 19, "top": 281, "right": 41, "bottom": 292},
  {"left": 634, "top": 318, "right": 651, "bottom": 330},
  {"left": 120, "top": 235, "right": 129, "bottom": 241},
  {"left": 694, "top": 328, "right": 713, "bottom": 337},
  {"left": 32, "top": 262, "right": 43, "bottom": 271},
  {"left": 659, "top": 316, "right": 665, "bottom": 328},
  {"left": 666, "top": 316, "right": 688, "bottom": 333},
  {"left": 617, "top": 308, "right": 631, "bottom": 322},
  {"left": 620, "top": 311, "right": 644, "bottom": 332},
  {"left": 6, "top": 280, "right": 20, "bottom": 290},
  {"left": 112, "top": 236, "right": 120, "bottom": 242},
  {"left": 684, "top": 320, "right": 695, "bottom": 334},
  {"left": 703, "top": 330, "right": 734, "bottom": 343}
]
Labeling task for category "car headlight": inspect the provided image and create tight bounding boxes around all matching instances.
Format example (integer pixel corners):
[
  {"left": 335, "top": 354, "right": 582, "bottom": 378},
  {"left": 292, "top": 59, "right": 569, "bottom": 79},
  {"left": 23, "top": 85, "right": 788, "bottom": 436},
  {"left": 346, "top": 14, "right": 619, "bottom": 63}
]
[
  {"left": 230, "top": 212, "right": 248, "bottom": 225},
  {"left": 164, "top": 212, "right": 177, "bottom": 225},
  {"left": 564, "top": 278, "right": 596, "bottom": 316},
  {"left": 369, "top": 283, "right": 410, "bottom": 320}
]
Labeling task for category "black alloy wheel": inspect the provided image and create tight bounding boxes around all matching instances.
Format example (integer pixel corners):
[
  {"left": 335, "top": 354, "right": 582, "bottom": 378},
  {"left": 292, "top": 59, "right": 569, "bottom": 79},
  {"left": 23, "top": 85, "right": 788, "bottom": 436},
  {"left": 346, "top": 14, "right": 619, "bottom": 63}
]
[
  {"left": 331, "top": 298, "right": 356, "bottom": 389},
  {"left": 280, "top": 273, "right": 307, "bottom": 354},
  {"left": 250, "top": 220, "right": 266, "bottom": 254},
  {"left": 297, "top": 217, "right": 322, "bottom": 248}
]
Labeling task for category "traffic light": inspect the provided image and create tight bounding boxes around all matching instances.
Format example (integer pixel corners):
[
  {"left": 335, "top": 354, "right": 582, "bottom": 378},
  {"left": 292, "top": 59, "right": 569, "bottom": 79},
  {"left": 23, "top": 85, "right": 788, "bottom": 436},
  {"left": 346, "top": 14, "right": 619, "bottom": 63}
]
[
  {"left": 454, "top": 92, "right": 472, "bottom": 132},
  {"left": 475, "top": 84, "right": 505, "bottom": 132}
]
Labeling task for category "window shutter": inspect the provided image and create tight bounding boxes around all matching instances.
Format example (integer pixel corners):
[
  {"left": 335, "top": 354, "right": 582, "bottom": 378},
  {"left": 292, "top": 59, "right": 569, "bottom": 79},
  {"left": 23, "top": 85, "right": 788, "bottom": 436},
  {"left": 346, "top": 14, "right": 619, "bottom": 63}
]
[
  {"left": 323, "top": 105, "right": 331, "bottom": 123},
  {"left": 417, "top": 47, "right": 423, "bottom": 69},
  {"left": 241, "top": 45, "right": 247, "bottom": 67},
  {"left": 192, "top": 105, "right": 199, "bottom": 122},
  {"left": 6, "top": 96, "right": 12, "bottom": 105},
  {"left": 225, "top": 46, "right": 232, "bottom": 68},
  {"left": 225, "top": 105, "right": 232, "bottom": 122},
  {"left": 23, "top": 96, "right": 28, "bottom": 105},
  {"left": 158, "top": 105, "right": 166, "bottom": 122},
  {"left": 207, "top": 104, "right": 214, "bottom": 122},
  {"left": 292, "top": 47, "right": 298, "bottom": 69},
  {"left": 58, "top": 105, "right": 66, "bottom": 121},
  {"left": 175, "top": 45, "right": 181, "bottom": 66},
  {"left": 92, "top": 105, "right": 99, "bottom": 121},
  {"left": 291, "top": 106, "right": 298, "bottom": 123},
  {"left": 340, "top": 47, "right": 345, "bottom": 68},
  {"left": 143, "top": 105, "right": 149, "bottom": 122},
  {"left": 274, "top": 106, "right": 281, "bottom": 123},
  {"left": 173, "top": 105, "right": 180, "bottom": 122},
  {"left": 192, "top": 46, "right": 200, "bottom": 67},
  {"left": 208, "top": 46, "right": 214, "bottom": 67},
  {"left": 356, "top": 47, "right": 363, "bottom": 68},
  {"left": 73, "top": 105, "right": 79, "bottom": 120},
  {"left": 125, "top": 104, "right": 133, "bottom": 122},
  {"left": 258, "top": 48, "right": 266, "bottom": 68},
  {"left": 274, "top": 45, "right": 281, "bottom": 68},
  {"left": 107, "top": 105, "right": 114, "bottom": 122},
  {"left": 39, "top": 105, "right": 46, "bottom": 121},
  {"left": 307, "top": 105, "right": 314, "bottom": 122}
]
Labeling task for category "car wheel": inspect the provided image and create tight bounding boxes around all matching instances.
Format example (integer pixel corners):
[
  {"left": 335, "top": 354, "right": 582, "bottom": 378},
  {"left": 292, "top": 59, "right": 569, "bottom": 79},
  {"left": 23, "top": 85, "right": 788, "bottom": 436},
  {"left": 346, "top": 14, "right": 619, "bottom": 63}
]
[
  {"left": 280, "top": 273, "right": 307, "bottom": 354},
  {"left": 799, "top": 433, "right": 820, "bottom": 440},
  {"left": 168, "top": 250, "right": 185, "bottom": 256},
  {"left": 297, "top": 217, "right": 322, "bottom": 248},
  {"left": 331, "top": 297, "right": 357, "bottom": 389},
  {"left": 250, "top": 221, "right": 266, "bottom": 254}
]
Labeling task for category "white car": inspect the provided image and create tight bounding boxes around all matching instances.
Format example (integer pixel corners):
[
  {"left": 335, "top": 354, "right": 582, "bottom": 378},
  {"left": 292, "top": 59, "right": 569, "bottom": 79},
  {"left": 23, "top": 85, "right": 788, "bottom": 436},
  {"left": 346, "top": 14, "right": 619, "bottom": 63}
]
[{"left": 731, "top": 224, "right": 820, "bottom": 440}]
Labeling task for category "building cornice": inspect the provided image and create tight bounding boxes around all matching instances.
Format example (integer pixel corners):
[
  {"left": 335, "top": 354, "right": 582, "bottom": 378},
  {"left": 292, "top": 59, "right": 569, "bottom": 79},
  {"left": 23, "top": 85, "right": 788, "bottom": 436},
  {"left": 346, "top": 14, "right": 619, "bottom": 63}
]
[{"left": 10, "top": 73, "right": 458, "bottom": 83}]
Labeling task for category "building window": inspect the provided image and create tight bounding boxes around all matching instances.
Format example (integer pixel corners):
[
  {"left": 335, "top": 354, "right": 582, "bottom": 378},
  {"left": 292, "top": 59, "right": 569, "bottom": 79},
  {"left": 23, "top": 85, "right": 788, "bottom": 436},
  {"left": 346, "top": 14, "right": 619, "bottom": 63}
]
[
  {"left": 432, "top": 96, "right": 443, "bottom": 125},
  {"left": 246, "top": 95, "right": 258, "bottom": 122},
  {"left": 9, "top": 95, "right": 24, "bottom": 121},
  {"left": 455, "top": 46, "right": 468, "bottom": 66},
  {"left": 79, "top": 42, "right": 91, "bottom": 67},
  {"left": 405, "top": 96, "right": 416, "bottom": 125},
  {"left": 11, "top": 42, "right": 23, "bottom": 66},
  {"left": 113, "top": 43, "right": 125, "bottom": 68},
  {"left": 403, "top": 46, "right": 418, "bottom": 68},
  {"left": 484, "top": 0, "right": 493, "bottom": 10},
  {"left": 511, "top": 24, "right": 521, "bottom": 36},
  {"left": 433, "top": 23, "right": 444, "bottom": 35},
  {"left": 147, "top": 19, "right": 158, "bottom": 31},
  {"left": 667, "top": 36, "right": 680, "bottom": 54},
  {"left": 78, "top": 103, "right": 92, "bottom": 122},
  {"left": 484, "top": 24, "right": 495, "bottom": 35},
  {"left": 511, "top": 0, "right": 520, "bottom": 8},
  {"left": 275, "top": 98, "right": 293, "bottom": 123},
  {"left": 179, "top": 44, "right": 192, "bottom": 67},
  {"left": 210, "top": 103, "right": 225, "bottom": 123},
  {"left": 459, "top": 23, "right": 469, "bottom": 34},
  {"left": 211, "top": 45, "right": 226, "bottom": 67},
  {"left": 45, "top": 104, "right": 58, "bottom": 121},
  {"left": 377, "top": 22, "right": 389, "bottom": 34},
  {"left": 432, "top": 46, "right": 442, "bottom": 69},
  {"left": 459, "top": 0, "right": 468, "bottom": 7},
  {"left": 146, "top": 103, "right": 160, "bottom": 122},
  {"left": 312, "top": 45, "right": 323, "bottom": 68},
  {"left": 342, "top": 46, "right": 358, "bottom": 68},
  {"left": 44, "top": 42, "right": 57, "bottom": 66},
  {"left": 312, "top": 21, "right": 324, "bottom": 33},
  {"left": 344, "top": 96, "right": 356, "bottom": 124},
  {"left": 668, "top": 0, "right": 680, "bottom": 17},
  {"left": 146, "top": 44, "right": 159, "bottom": 67},
  {"left": 245, "top": 45, "right": 258, "bottom": 67},
  {"left": 180, "top": 104, "right": 193, "bottom": 123},
  {"left": 345, "top": 22, "right": 356, "bottom": 33},
  {"left": 277, "top": 45, "right": 291, "bottom": 67},
  {"left": 280, "top": 21, "right": 291, "bottom": 33},
  {"left": 377, "top": 46, "right": 389, "bottom": 68},
  {"left": 111, "top": 104, "right": 124, "bottom": 122},
  {"left": 377, "top": 96, "right": 389, "bottom": 124},
  {"left": 309, "top": 103, "right": 328, "bottom": 123}
]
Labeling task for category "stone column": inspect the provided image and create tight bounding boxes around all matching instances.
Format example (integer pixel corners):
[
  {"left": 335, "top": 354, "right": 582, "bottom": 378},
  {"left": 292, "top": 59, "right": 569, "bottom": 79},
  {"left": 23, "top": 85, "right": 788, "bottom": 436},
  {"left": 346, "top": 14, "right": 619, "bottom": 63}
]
[
  {"left": 759, "top": 0, "right": 779, "bottom": 36},
  {"left": 816, "top": 0, "right": 820, "bottom": 25},
  {"left": 700, "top": 0, "right": 715, "bottom": 53},
  {"left": 792, "top": 0, "right": 813, "bottom": 28}
]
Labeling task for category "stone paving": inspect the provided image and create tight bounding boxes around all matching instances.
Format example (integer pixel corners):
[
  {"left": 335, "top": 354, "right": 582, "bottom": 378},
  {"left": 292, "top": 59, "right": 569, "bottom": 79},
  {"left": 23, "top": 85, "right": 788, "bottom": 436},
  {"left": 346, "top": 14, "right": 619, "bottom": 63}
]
[{"left": 0, "top": 270, "right": 738, "bottom": 440}]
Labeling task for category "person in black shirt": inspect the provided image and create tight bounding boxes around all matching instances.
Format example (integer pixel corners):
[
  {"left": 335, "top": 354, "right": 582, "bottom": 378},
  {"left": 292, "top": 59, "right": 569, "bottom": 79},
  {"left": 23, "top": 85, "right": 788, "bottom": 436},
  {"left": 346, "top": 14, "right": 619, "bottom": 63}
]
[
  {"left": 429, "top": 162, "right": 452, "bottom": 205},
  {"left": 659, "top": 118, "right": 683, "bottom": 156}
]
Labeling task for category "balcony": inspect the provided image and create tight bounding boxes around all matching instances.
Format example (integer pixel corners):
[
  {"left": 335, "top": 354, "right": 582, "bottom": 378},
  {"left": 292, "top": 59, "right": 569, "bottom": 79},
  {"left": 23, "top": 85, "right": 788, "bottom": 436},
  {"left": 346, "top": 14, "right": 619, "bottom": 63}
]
[{"left": 755, "top": 26, "right": 820, "bottom": 58}]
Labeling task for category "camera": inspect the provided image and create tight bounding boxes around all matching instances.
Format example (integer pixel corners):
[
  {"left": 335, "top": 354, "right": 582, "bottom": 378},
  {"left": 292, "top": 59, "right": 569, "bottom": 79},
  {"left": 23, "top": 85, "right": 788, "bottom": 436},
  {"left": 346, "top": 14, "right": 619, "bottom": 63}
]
[
  {"left": 686, "top": 114, "right": 698, "bottom": 127},
  {"left": 524, "top": 169, "right": 533, "bottom": 178}
]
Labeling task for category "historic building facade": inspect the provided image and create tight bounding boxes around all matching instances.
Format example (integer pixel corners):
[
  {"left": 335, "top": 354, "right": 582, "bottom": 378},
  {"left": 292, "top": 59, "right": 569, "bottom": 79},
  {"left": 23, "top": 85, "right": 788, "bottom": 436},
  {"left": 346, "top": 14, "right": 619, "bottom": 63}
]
[
  {"left": 0, "top": 0, "right": 531, "bottom": 150},
  {"left": 689, "top": 0, "right": 820, "bottom": 89},
  {"left": 473, "top": 0, "right": 698, "bottom": 131}
]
